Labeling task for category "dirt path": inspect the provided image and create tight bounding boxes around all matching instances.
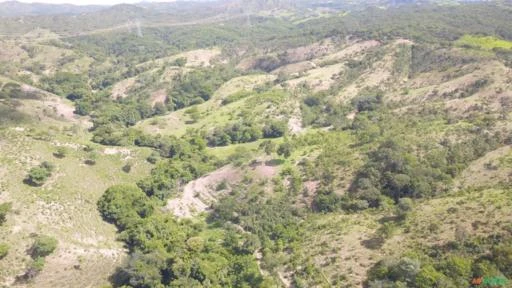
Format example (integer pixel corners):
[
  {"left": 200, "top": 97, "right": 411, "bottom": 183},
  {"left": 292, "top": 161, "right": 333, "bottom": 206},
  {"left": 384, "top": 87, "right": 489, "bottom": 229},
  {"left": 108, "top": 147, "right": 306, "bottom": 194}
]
[
  {"left": 111, "top": 77, "right": 136, "bottom": 99},
  {"left": 278, "top": 271, "right": 293, "bottom": 288},
  {"left": 150, "top": 89, "right": 167, "bottom": 107},
  {"left": 288, "top": 101, "right": 304, "bottom": 135}
]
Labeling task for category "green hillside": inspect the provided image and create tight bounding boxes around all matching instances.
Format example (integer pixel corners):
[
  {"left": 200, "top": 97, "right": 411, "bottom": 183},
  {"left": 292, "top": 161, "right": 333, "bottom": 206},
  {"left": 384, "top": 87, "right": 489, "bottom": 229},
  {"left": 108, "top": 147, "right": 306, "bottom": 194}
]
[{"left": 0, "top": 1, "right": 512, "bottom": 288}]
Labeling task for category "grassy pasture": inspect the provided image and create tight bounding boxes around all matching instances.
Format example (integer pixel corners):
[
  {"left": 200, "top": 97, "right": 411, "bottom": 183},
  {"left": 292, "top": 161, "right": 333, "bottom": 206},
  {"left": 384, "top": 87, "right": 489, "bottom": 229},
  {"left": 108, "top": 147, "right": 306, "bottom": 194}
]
[{"left": 456, "top": 35, "right": 512, "bottom": 51}]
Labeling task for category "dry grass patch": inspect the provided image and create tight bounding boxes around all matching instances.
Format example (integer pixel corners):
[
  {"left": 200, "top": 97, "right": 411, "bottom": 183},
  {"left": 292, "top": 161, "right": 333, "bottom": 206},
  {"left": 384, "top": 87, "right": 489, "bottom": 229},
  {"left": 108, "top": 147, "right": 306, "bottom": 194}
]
[{"left": 0, "top": 127, "right": 152, "bottom": 288}]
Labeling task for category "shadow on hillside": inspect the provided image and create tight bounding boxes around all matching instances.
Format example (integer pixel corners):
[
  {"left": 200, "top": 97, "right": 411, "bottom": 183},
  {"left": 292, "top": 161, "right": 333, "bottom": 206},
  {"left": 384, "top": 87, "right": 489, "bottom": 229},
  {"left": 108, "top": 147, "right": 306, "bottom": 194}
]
[
  {"left": 378, "top": 215, "right": 400, "bottom": 224},
  {"left": 265, "top": 159, "right": 284, "bottom": 166},
  {"left": 361, "top": 236, "right": 385, "bottom": 250}
]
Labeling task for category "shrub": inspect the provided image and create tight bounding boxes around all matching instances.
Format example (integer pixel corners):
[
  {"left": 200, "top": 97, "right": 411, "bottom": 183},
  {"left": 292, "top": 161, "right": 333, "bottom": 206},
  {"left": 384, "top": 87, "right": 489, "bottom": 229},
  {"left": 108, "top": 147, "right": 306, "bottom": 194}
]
[
  {"left": 277, "top": 142, "right": 293, "bottom": 158},
  {"left": 262, "top": 121, "right": 287, "bottom": 138},
  {"left": 40, "top": 161, "right": 55, "bottom": 172},
  {"left": 227, "top": 146, "right": 253, "bottom": 166},
  {"left": 351, "top": 90, "right": 383, "bottom": 112},
  {"left": 30, "top": 235, "right": 58, "bottom": 258},
  {"left": 390, "top": 257, "right": 421, "bottom": 283},
  {"left": 23, "top": 257, "right": 46, "bottom": 280},
  {"left": 84, "top": 152, "right": 98, "bottom": 166},
  {"left": 378, "top": 223, "right": 397, "bottom": 240},
  {"left": 472, "top": 260, "right": 500, "bottom": 278},
  {"left": 146, "top": 151, "right": 160, "bottom": 164},
  {"left": 216, "top": 180, "right": 228, "bottom": 191},
  {"left": 492, "top": 243, "right": 512, "bottom": 277},
  {"left": 440, "top": 255, "right": 472, "bottom": 286},
  {"left": 83, "top": 144, "right": 94, "bottom": 152},
  {"left": 0, "top": 243, "right": 9, "bottom": 259},
  {"left": 97, "top": 184, "right": 153, "bottom": 229},
  {"left": 122, "top": 162, "right": 132, "bottom": 173},
  {"left": 259, "top": 140, "right": 276, "bottom": 155},
  {"left": 397, "top": 198, "right": 414, "bottom": 219},
  {"left": 172, "top": 57, "right": 187, "bottom": 67},
  {"left": 0, "top": 202, "right": 12, "bottom": 225},
  {"left": 53, "top": 147, "right": 68, "bottom": 158},
  {"left": 415, "top": 265, "right": 446, "bottom": 288},
  {"left": 26, "top": 162, "right": 54, "bottom": 186}
]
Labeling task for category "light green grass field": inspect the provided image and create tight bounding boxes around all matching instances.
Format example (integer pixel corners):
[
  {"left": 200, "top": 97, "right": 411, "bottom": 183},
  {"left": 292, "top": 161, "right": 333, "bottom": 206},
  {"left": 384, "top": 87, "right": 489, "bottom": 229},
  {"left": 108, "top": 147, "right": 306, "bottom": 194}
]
[{"left": 456, "top": 35, "right": 512, "bottom": 51}]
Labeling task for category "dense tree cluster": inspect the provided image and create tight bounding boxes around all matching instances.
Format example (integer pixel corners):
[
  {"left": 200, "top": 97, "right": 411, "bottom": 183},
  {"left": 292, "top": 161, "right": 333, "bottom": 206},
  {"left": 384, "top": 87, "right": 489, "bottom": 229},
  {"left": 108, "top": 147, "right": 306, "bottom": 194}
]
[
  {"left": 40, "top": 72, "right": 91, "bottom": 101},
  {"left": 205, "top": 120, "right": 287, "bottom": 147},
  {"left": 134, "top": 134, "right": 215, "bottom": 199},
  {"left": 168, "top": 66, "right": 238, "bottom": 110},
  {"left": 98, "top": 184, "right": 270, "bottom": 287},
  {"left": 350, "top": 130, "right": 500, "bottom": 207},
  {"left": 206, "top": 121, "right": 262, "bottom": 147},
  {"left": 311, "top": 97, "right": 508, "bottom": 212}
]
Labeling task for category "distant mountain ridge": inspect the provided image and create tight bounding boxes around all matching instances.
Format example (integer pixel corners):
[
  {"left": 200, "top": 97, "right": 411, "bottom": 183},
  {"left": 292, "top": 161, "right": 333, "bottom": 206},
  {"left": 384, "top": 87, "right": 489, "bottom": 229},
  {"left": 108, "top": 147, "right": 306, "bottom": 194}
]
[
  {"left": 0, "top": 0, "right": 491, "bottom": 18},
  {"left": 0, "top": 1, "right": 107, "bottom": 17}
]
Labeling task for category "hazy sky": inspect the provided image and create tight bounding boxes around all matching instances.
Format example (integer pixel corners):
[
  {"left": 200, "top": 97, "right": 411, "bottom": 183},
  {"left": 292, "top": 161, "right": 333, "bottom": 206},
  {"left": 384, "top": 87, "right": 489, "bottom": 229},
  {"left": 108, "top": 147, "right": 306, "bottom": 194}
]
[{"left": 0, "top": 0, "right": 177, "bottom": 5}]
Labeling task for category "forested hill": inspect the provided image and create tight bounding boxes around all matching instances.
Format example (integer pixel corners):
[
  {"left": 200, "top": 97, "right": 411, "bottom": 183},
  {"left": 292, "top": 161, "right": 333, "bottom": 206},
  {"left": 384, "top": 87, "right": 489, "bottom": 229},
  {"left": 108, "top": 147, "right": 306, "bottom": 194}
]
[{"left": 0, "top": 1, "right": 512, "bottom": 287}]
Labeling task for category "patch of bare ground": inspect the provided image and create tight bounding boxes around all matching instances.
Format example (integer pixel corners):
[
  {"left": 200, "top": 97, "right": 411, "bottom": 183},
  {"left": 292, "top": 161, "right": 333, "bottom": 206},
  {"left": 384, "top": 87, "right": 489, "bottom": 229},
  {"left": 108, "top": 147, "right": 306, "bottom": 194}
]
[
  {"left": 302, "top": 180, "right": 320, "bottom": 206},
  {"left": 0, "top": 41, "right": 28, "bottom": 62},
  {"left": 288, "top": 100, "right": 304, "bottom": 134},
  {"left": 250, "top": 159, "right": 280, "bottom": 179},
  {"left": 408, "top": 189, "right": 512, "bottom": 248},
  {"left": 103, "top": 147, "right": 132, "bottom": 160},
  {"left": 139, "top": 48, "right": 222, "bottom": 69},
  {"left": 213, "top": 74, "right": 276, "bottom": 101},
  {"left": 392, "top": 60, "right": 512, "bottom": 115},
  {"left": 315, "top": 39, "right": 381, "bottom": 64},
  {"left": 0, "top": 130, "right": 130, "bottom": 288},
  {"left": 235, "top": 56, "right": 259, "bottom": 71},
  {"left": 111, "top": 77, "right": 136, "bottom": 99},
  {"left": 272, "top": 60, "right": 317, "bottom": 75},
  {"left": 302, "top": 214, "right": 382, "bottom": 287},
  {"left": 140, "top": 113, "right": 184, "bottom": 135},
  {"left": 346, "top": 110, "right": 357, "bottom": 120},
  {"left": 394, "top": 38, "right": 414, "bottom": 46},
  {"left": 282, "top": 38, "right": 337, "bottom": 63},
  {"left": 454, "top": 145, "right": 512, "bottom": 189},
  {"left": 237, "top": 38, "right": 336, "bottom": 72},
  {"left": 51, "top": 141, "right": 84, "bottom": 151},
  {"left": 13, "top": 84, "right": 92, "bottom": 127},
  {"left": 150, "top": 89, "right": 167, "bottom": 107},
  {"left": 278, "top": 271, "right": 293, "bottom": 288},
  {"left": 165, "top": 165, "right": 243, "bottom": 218},
  {"left": 338, "top": 48, "right": 396, "bottom": 102},
  {"left": 32, "top": 243, "right": 125, "bottom": 288},
  {"left": 179, "top": 48, "right": 222, "bottom": 67},
  {"left": 40, "top": 95, "right": 75, "bottom": 121},
  {"left": 288, "top": 116, "right": 303, "bottom": 135},
  {"left": 160, "top": 66, "right": 184, "bottom": 82},
  {"left": 285, "top": 62, "right": 345, "bottom": 92}
]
